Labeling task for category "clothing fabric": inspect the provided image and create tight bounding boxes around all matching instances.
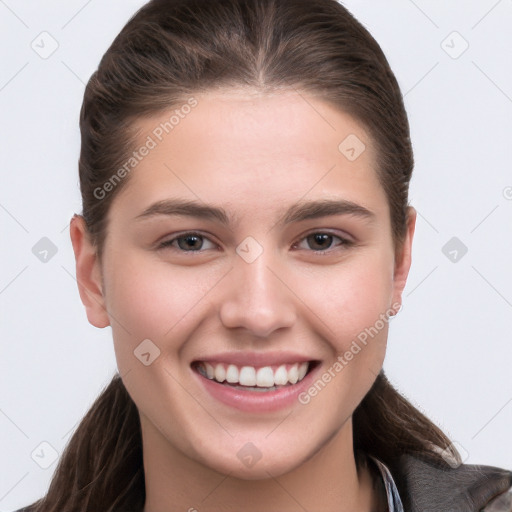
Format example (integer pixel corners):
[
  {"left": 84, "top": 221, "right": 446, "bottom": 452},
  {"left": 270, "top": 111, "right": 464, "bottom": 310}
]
[
  {"left": 13, "top": 452, "right": 512, "bottom": 511},
  {"left": 369, "top": 452, "right": 512, "bottom": 512}
]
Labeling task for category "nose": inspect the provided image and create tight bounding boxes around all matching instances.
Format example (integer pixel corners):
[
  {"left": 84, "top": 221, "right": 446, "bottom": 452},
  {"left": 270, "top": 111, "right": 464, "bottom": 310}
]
[{"left": 219, "top": 246, "right": 297, "bottom": 338}]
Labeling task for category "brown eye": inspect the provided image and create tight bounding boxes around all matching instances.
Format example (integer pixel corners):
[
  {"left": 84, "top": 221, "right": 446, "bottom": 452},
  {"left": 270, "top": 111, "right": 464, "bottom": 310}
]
[
  {"left": 307, "top": 233, "right": 334, "bottom": 251},
  {"left": 158, "top": 232, "right": 216, "bottom": 252},
  {"left": 176, "top": 234, "right": 204, "bottom": 251},
  {"left": 295, "top": 231, "right": 353, "bottom": 253}
]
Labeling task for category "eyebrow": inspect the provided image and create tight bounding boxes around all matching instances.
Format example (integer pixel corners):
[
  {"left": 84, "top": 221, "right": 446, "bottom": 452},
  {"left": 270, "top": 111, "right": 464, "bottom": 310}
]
[{"left": 134, "top": 197, "right": 376, "bottom": 227}]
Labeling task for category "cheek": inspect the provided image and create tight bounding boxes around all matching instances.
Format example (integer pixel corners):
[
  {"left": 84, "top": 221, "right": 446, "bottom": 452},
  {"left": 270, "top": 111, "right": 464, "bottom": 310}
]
[
  {"left": 102, "top": 256, "right": 216, "bottom": 441},
  {"left": 296, "top": 258, "right": 393, "bottom": 420},
  {"left": 305, "top": 253, "right": 394, "bottom": 351},
  {"left": 107, "top": 255, "right": 185, "bottom": 325},
  {"left": 104, "top": 254, "right": 224, "bottom": 358}
]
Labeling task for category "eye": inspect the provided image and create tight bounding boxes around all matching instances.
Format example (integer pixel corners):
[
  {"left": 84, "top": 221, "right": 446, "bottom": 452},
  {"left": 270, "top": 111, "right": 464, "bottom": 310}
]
[
  {"left": 293, "top": 231, "right": 354, "bottom": 254},
  {"left": 158, "top": 232, "right": 217, "bottom": 253}
]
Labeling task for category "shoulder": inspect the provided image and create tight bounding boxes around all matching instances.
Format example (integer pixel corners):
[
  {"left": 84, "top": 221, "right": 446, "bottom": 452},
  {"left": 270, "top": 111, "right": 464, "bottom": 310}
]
[{"left": 391, "top": 453, "right": 512, "bottom": 512}]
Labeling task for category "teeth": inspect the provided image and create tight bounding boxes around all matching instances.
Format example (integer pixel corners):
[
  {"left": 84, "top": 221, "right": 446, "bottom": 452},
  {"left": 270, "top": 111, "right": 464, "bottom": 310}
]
[
  {"left": 197, "top": 361, "right": 310, "bottom": 388},
  {"left": 274, "top": 365, "right": 288, "bottom": 385},
  {"left": 226, "top": 364, "right": 238, "bottom": 383},
  {"left": 239, "top": 366, "right": 257, "bottom": 386},
  {"left": 256, "top": 367, "right": 274, "bottom": 387},
  {"left": 205, "top": 362, "right": 215, "bottom": 379},
  {"left": 288, "top": 365, "right": 299, "bottom": 384},
  {"left": 298, "top": 361, "right": 308, "bottom": 381},
  {"left": 214, "top": 364, "right": 226, "bottom": 383}
]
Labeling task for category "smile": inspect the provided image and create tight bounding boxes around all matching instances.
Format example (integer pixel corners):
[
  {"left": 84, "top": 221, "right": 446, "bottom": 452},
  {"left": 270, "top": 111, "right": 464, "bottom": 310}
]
[
  {"left": 194, "top": 361, "right": 310, "bottom": 390},
  {"left": 191, "top": 357, "right": 321, "bottom": 412}
]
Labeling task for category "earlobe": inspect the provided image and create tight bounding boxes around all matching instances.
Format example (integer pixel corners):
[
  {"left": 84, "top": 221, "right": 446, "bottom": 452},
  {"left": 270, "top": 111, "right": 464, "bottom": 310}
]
[
  {"left": 69, "top": 214, "right": 111, "bottom": 328},
  {"left": 391, "top": 206, "right": 417, "bottom": 314}
]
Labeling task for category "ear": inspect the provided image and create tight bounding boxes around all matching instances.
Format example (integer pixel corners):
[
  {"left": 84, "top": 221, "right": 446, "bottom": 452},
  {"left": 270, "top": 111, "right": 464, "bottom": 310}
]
[
  {"left": 69, "top": 215, "right": 110, "bottom": 328},
  {"left": 390, "top": 206, "right": 416, "bottom": 314}
]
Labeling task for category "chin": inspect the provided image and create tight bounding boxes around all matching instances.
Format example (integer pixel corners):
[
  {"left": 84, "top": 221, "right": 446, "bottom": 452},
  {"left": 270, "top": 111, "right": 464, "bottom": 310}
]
[{"left": 196, "top": 441, "right": 315, "bottom": 481}]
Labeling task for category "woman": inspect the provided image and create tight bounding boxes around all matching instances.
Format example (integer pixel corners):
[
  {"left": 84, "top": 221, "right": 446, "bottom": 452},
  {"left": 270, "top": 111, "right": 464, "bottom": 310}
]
[{"left": 16, "top": 0, "right": 512, "bottom": 510}]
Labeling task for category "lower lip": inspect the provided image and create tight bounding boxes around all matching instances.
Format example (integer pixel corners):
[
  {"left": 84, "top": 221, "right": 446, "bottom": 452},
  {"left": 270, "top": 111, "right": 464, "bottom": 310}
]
[{"left": 192, "top": 363, "right": 320, "bottom": 413}]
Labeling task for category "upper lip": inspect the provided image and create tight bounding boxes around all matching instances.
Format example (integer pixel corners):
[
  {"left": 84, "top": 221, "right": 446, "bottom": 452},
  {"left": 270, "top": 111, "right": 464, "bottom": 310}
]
[{"left": 192, "top": 351, "right": 318, "bottom": 367}]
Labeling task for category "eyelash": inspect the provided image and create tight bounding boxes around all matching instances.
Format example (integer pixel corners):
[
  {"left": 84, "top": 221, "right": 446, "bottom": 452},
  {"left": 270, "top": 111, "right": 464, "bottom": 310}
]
[{"left": 157, "top": 230, "right": 354, "bottom": 256}]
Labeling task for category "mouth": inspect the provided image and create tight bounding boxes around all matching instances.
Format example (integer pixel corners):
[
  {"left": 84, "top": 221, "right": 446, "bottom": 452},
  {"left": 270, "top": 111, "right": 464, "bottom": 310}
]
[
  {"left": 192, "top": 360, "right": 318, "bottom": 390},
  {"left": 191, "top": 358, "right": 321, "bottom": 412}
]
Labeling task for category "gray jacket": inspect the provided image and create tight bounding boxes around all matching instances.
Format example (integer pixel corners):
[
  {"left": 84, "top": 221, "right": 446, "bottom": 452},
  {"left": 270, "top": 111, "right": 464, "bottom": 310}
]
[{"left": 384, "top": 453, "right": 512, "bottom": 511}]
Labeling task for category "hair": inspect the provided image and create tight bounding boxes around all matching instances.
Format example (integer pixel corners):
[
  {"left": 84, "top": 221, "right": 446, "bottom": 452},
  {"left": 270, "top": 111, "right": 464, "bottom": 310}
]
[{"left": 24, "top": 0, "right": 462, "bottom": 510}]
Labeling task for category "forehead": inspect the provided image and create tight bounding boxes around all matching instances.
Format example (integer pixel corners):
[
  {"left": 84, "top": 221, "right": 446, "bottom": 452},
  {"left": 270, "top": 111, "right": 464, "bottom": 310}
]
[
  {"left": 114, "top": 89, "right": 387, "bottom": 220},
  {"left": 135, "top": 88, "right": 373, "bottom": 160}
]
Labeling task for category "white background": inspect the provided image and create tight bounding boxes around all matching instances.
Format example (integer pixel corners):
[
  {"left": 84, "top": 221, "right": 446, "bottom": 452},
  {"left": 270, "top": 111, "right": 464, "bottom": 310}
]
[{"left": 1, "top": 0, "right": 511, "bottom": 509}]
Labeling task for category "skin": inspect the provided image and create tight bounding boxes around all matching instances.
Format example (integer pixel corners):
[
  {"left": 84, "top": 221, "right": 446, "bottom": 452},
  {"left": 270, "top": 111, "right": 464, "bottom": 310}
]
[{"left": 70, "top": 88, "right": 416, "bottom": 512}]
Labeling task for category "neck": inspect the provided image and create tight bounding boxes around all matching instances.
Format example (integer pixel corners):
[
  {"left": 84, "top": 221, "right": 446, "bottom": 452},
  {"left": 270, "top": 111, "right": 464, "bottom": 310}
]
[{"left": 141, "top": 415, "right": 380, "bottom": 512}]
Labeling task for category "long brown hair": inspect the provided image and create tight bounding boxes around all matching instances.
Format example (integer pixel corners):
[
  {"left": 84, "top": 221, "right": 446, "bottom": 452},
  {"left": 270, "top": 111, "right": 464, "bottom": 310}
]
[{"left": 25, "top": 0, "right": 460, "bottom": 509}]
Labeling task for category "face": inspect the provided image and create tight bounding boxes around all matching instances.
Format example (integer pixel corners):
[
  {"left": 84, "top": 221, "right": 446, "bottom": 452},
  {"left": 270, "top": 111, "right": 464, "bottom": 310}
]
[{"left": 71, "top": 88, "right": 415, "bottom": 480}]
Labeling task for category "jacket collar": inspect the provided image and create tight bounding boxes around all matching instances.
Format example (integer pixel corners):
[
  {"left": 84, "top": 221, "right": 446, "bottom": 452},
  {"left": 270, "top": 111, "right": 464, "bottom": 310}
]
[{"left": 388, "top": 453, "right": 512, "bottom": 511}]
